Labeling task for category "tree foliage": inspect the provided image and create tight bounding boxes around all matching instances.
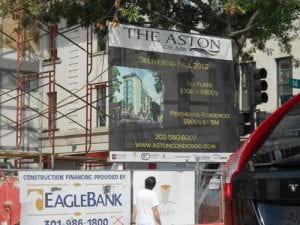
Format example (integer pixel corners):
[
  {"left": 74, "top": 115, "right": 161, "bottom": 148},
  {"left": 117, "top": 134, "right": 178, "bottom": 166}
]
[
  {"left": 0, "top": 0, "right": 41, "bottom": 43},
  {"left": 129, "top": 0, "right": 300, "bottom": 63},
  {"left": 1, "top": 0, "right": 299, "bottom": 63},
  {"left": 1, "top": 0, "right": 300, "bottom": 100}
]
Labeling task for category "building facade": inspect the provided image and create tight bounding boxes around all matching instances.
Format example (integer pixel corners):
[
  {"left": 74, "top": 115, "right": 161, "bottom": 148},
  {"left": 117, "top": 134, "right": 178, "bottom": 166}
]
[
  {"left": 38, "top": 22, "right": 110, "bottom": 168},
  {"left": 241, "top": 39, "right": 300, "bottom": 114},
  {"left": 0, "top": 17, "right": 40, "bottom": 154}
]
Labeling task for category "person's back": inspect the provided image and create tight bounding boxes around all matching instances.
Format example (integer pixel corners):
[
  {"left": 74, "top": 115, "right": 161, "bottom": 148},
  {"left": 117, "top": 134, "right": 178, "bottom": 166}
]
[
  {"left": 132, "top": 176, "right": 162, "bottom": 225},
  {"left": 135, "top": 188, "right": 159, "bottom": 224}
]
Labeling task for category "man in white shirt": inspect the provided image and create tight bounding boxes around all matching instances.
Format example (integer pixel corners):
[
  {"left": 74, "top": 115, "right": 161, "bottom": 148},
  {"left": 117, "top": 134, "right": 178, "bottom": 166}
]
[{"left": 132, "top": 176, "right": 162, "bottom": 225}]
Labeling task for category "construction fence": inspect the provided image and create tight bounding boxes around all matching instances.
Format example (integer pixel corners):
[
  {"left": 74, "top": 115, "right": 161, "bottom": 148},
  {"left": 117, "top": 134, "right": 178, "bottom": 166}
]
[{"left": 0, "top": 164, "right": 225, "bottom": 225}]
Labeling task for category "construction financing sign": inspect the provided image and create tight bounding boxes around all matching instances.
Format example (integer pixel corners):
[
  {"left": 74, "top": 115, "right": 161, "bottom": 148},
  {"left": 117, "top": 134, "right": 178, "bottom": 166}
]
[
  {"left": 108, "top": 23, "right": 238, "bottom": 162},
  {"left": 19, "top": 171, "right": 131, "bottom": 225}
]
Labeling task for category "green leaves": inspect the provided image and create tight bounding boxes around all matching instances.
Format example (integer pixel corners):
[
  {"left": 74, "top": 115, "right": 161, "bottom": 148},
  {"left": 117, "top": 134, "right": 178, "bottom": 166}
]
[
  {"left": 1, "top": 0, "right": 299, "bottom": 63},
  {"left": 119, "top": 5, "right": 141, "bottom": 23}
]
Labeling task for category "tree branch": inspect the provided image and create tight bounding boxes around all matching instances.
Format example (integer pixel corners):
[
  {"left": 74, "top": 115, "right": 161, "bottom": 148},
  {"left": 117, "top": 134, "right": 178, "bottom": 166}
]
[
  {"left": 228, "top": 10, "right": 262, "bottom": 38},
  {"left": 190, "top": 0, "right": 228, "bottom": 27},
  {"left": 152, "top": 11, "right": 203, "bottom": 33}
]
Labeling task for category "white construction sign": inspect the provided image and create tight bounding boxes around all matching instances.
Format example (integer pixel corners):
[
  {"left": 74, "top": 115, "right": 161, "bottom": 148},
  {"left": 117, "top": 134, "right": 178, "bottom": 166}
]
[
  {"left": 19, "top": 170, "right": 131, "bottom": 225},
  {"left": 133, "top": 171, "right": 195, "bottom": 225}
]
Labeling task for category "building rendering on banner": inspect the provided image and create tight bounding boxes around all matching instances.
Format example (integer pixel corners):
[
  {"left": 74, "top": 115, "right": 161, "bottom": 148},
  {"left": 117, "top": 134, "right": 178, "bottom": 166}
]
[{"left": 122, "top": 73, "right": 153, "bottom": 121}]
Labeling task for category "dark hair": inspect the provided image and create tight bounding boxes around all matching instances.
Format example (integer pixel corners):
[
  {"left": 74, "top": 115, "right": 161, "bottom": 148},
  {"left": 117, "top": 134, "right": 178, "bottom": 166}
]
[{"left": 145, "top": 176, "right": 156, "bottom": 189}]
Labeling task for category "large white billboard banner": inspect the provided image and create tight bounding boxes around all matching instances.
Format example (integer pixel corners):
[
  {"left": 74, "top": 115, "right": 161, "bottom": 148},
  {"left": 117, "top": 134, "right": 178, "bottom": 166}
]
[
  {"left": 109, "top": 23, "right": 233, "bottom": 61},
  {"left": 133, "top": 171, "right": 195, "bottom": 225},
  {"left": 19, "top": 171, "right": 131, "bottom": 225}
]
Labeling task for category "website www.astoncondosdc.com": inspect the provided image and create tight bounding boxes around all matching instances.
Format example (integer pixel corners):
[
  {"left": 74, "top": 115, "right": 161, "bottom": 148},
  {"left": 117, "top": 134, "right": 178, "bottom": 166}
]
[{"left": 134, "top": 142, "right": 216, "bottom": 150}]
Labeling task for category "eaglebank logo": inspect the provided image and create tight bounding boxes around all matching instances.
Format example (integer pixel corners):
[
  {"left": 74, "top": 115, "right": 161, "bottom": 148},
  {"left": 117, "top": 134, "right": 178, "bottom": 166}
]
[
  {"left": 28, "top": 189, "right": 44, "bottom": 210},
  {"left": 27, "top": 189, "right": 122, "bottom": 211}
]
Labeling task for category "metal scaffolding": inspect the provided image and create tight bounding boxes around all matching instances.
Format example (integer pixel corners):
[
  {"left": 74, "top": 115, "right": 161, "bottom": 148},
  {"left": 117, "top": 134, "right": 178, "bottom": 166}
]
[{"left": 0, "top": 1, "right": 110, "bottom": 169}]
